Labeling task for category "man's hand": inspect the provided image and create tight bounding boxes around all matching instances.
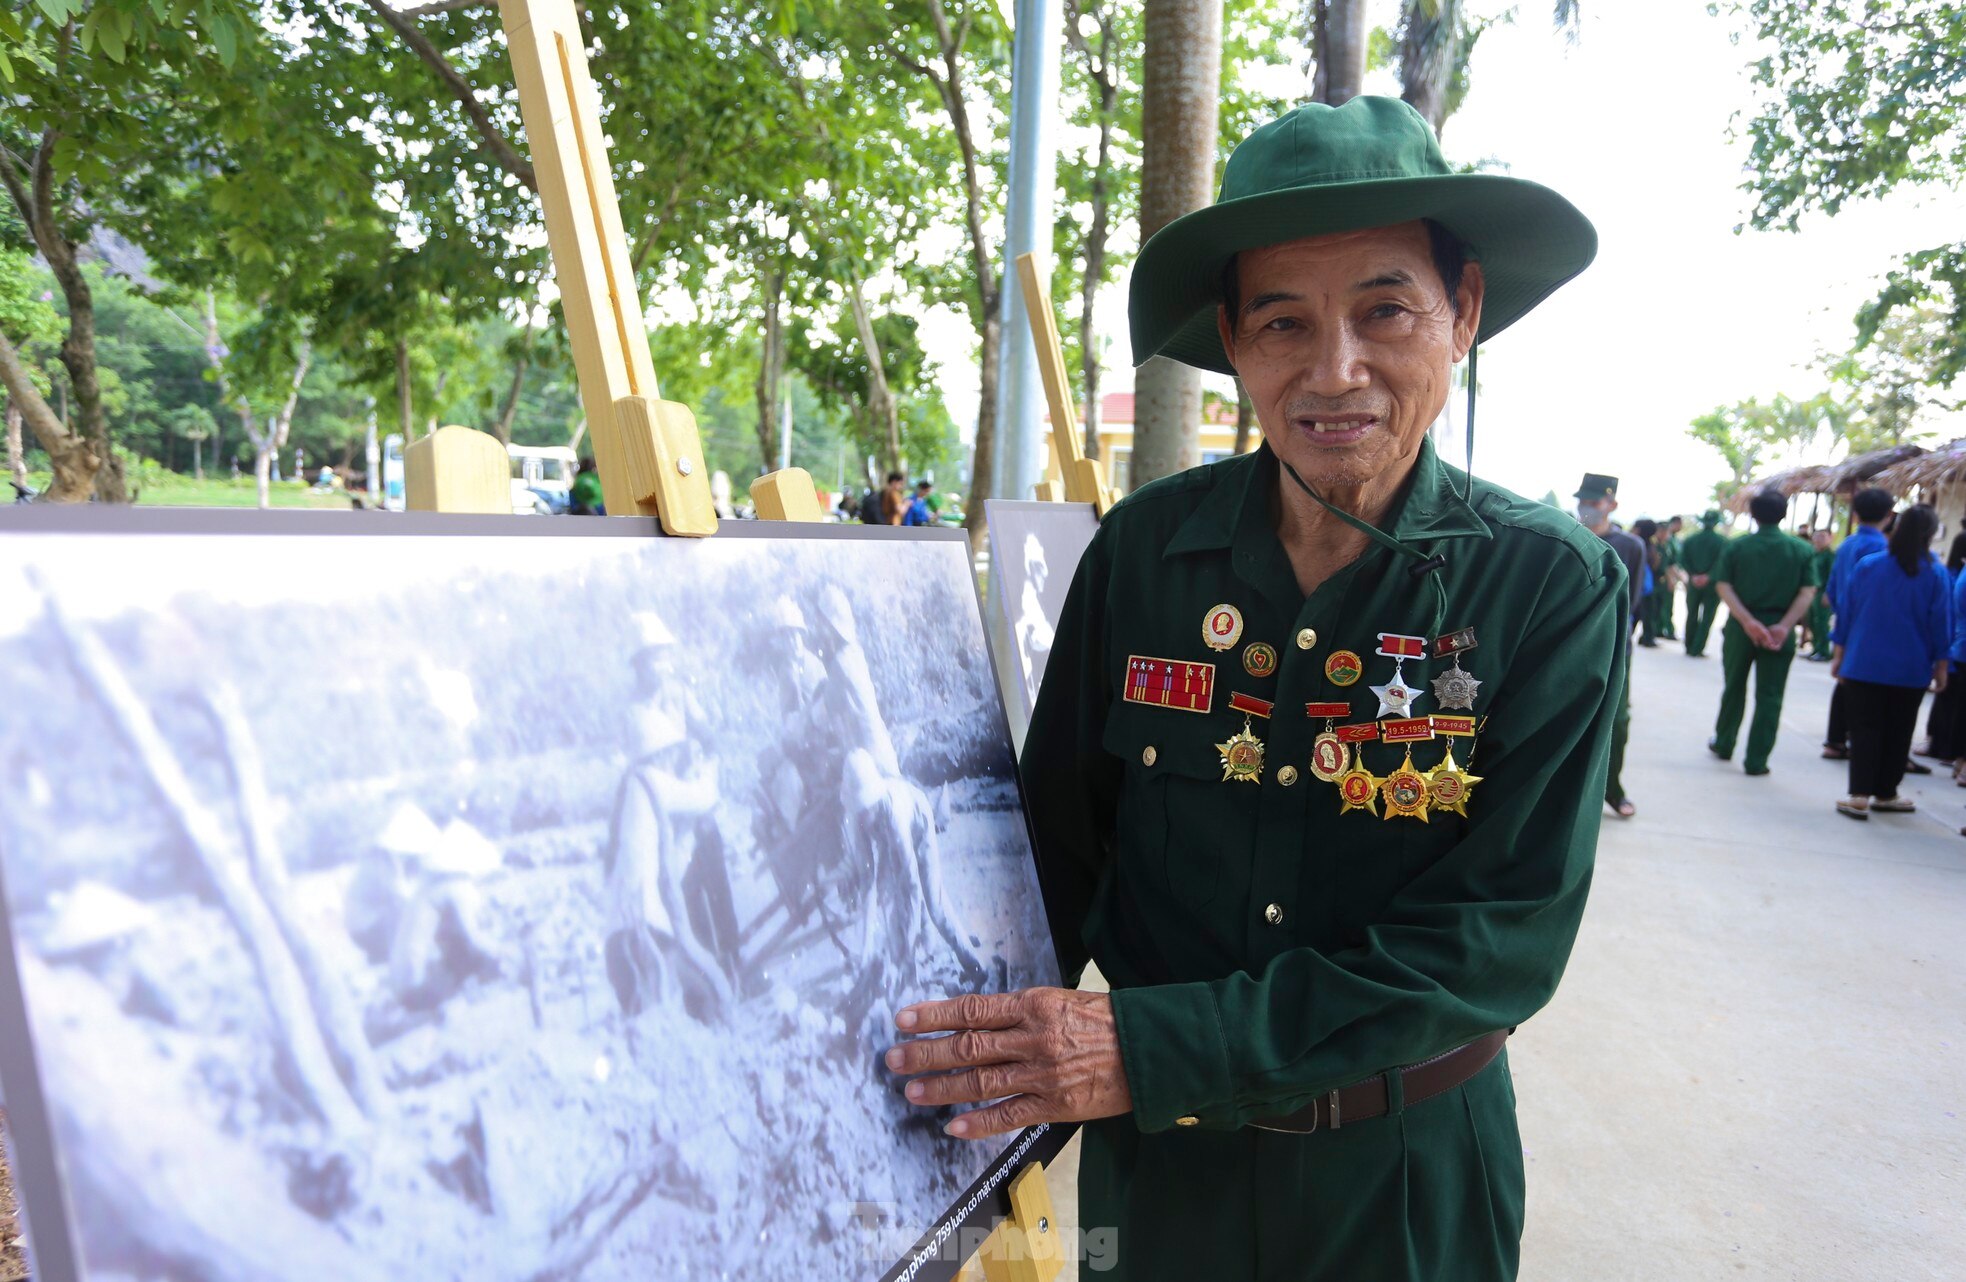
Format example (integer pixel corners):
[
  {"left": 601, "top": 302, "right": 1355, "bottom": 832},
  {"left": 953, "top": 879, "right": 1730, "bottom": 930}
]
[
  {"left": 1692, "top": 573, "right": 1710, "bottom": 588},
  {"left": 1760, "top": 622, "right": 1788, "bottom": 651},
  {"left": 886, "top": 988, "right": 1133, "bottom": 1139}
]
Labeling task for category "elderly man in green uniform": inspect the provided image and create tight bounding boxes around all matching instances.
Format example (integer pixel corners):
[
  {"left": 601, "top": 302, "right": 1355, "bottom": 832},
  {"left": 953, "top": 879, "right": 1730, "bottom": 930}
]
[
  {"left": 1654, "top": 516, "right": 1684, "bottom": 640},
  {"left": 884, "top": 97, "right": 1622, "bottom": 1280},
  {"left": 1679, "top": 510, "right": 1728, "bottom": 656},
  {"left": 1706, "top": 490, "right": 1820, "bottom": 775}
]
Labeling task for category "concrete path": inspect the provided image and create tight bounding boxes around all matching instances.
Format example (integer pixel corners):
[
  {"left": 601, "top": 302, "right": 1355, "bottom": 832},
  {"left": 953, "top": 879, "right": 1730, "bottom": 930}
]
[{"left": 1515, "top": 632, "right": 1966, "bottom": 1281}]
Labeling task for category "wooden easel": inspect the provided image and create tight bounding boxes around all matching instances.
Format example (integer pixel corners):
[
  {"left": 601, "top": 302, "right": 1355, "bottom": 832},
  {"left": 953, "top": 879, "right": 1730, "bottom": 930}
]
[
  {"left": 970, "top": 1160, "right": 1065, "bottom": 1282},
  {"left": 1014, "top": 252, "right": 1114, "bottom": 516}
]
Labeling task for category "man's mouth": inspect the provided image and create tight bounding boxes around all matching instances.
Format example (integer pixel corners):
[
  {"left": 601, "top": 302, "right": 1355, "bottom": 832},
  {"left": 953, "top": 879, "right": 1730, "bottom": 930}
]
[{"left": 1293, "top": 416, "right": 1379, "bottom": 444}]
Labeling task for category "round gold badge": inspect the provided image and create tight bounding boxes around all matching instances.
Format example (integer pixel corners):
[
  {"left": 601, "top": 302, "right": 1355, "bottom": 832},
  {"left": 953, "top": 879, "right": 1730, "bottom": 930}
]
[
  {"left": 1203, "top": 604, "right": 1245, "bottom": 652},
  {"left": 1242, "top": 642, "right": 1278, "bottom": 679},
  {"left": 1324, "top": 649, "right": 1363, "bottom": 687}
]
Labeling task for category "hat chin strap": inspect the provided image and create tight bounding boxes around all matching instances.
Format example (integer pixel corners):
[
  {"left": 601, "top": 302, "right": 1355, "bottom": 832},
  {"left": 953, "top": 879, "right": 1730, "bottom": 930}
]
[{"left": 1272, "top": 346, "right": 1477, "bottom": 641}]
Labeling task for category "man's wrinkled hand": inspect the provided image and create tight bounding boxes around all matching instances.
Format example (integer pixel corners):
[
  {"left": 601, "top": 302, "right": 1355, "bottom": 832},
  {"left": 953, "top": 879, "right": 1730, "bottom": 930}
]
[{"left": 886, "top": 988, "right": 1133, "bottom": 1139}]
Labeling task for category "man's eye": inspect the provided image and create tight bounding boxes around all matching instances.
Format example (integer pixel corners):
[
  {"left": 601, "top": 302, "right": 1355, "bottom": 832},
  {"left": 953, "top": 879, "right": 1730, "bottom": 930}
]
[
  {"left": 1262, "top": 316, "right": 1299, "bottom": 332},
  {"left": 1367, "top": 303, "right": 1406, "bottom": 320}
]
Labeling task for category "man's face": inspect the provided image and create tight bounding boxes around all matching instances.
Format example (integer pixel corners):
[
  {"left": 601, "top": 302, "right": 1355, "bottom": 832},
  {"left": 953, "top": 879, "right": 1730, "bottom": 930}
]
[
  {"left": 1217, "top": 221, "right": 1483, "bottom": 493},
  {"left": 1814, "top": 530, "right": 1832, "bottom": 549},
  {"left": 1578, "top": 496, "right": 1616, "bottom": 529}
]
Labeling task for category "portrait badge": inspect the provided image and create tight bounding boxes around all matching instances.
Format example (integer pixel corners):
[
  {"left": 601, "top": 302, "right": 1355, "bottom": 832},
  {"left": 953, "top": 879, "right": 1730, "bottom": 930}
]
[
  {"left": 1337, "top": 758, "right": 1381, "bottom": 816},
  {"left": 1309, "top": 732, "right": 1348, "bottom": 783},
  {"left": 1202, "top": 604, "right": 1245, "bottom": 652}
]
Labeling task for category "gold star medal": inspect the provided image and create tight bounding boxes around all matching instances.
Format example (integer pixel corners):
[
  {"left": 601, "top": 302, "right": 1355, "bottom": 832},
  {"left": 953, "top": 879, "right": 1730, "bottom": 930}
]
[
  {"left": 1216, "top": 692, "right": 1272, "bottom": 783},
  {"left": 1426, "top": 747, "right": 1483, "bottom": 818},
  {"left": 1336, "top": 746, "right": 1382, "bottom": 816},
  {"left": 1379, "top": 748, "right": 1432, "bottom": 822}
]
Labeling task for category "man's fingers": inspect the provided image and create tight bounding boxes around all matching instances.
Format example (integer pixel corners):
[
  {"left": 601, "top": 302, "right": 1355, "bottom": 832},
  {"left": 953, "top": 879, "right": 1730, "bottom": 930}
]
[
  {"left": 903, "top": 1062, "right": 1038, "bottom": 1109},
  {"left": 887, "top": 1027, "right": 1026, "bottom": 1076},
  {"left": 896, "top": 990, "right": 1027, "bottom": 1035},
  {"left": 945, "top": 1092, "right": 1051, "bottom": 1141}
]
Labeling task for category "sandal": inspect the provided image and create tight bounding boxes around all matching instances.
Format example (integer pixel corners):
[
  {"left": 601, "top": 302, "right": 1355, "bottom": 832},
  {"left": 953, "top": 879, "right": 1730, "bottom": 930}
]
[
  {"left": 1836, "top": 798, "right": 1871, "bottom": 820},
  {"left": 1872, "top": 796, "right": 1917, "bottom": 813},
  {"left": 1821, "top": 746, "right": 1849, "bottom": 760},
  {"left": 1608, "top": 798, "right": 1636, "bottom": 819},
  {"left": 1905, "top": 759, "right": 1934, "bottom": 776}
]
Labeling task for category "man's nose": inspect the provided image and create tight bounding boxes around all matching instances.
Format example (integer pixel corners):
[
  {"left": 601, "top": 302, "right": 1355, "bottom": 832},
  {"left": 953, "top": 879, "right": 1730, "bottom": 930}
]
[{"left": 1298, "top": 322, "right": 1371, "bottom": 399}]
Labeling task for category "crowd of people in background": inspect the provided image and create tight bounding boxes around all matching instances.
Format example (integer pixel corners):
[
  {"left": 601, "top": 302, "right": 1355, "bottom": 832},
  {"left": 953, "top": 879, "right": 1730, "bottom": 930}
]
[{"left": 1585, "top": 475, "right": 1966, "bottom": 834}]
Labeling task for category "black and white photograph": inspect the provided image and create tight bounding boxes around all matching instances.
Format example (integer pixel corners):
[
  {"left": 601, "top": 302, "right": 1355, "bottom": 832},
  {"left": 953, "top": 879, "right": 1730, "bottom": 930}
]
[
  {"left": 983, "top": 501, "right": 1100, "bottom": 720},
  {"left": 0, "top": 521, "right": 1057, "bottom": 1282}
]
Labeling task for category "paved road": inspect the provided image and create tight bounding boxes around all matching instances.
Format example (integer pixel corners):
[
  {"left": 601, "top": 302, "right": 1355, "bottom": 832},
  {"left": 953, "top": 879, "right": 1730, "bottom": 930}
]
[{"left": 1516, "top": 630, "right": 1966, "bottom": 1281}]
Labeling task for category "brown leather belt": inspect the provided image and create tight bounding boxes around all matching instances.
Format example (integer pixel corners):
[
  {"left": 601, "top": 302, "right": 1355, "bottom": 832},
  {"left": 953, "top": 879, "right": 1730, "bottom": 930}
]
[{"left": 1248, "top": 1030, "right": 1510, "bottom": 1135}]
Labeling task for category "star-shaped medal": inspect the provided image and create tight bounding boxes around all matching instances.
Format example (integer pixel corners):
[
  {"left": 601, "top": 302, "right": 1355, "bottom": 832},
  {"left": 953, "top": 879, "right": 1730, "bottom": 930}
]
[
  {"left": 1215, "top": 720, "right": 1266, "bottom": 783},
  {"left": 1425, "top": 747, "right": 1484, "bottom": 818},
  {"left": 1430, "top": 662, "right": 1481, "bottom": 711},
  {"left": 1380, "top": 749, "right": 1432, "bottom": 823},
  {"left": 1369, "top": 673, "right": 1419, "bottom": 719}
]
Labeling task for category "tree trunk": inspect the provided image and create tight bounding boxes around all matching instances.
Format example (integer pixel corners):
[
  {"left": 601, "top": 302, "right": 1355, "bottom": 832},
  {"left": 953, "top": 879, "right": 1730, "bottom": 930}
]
[
  {"left": 1134, "top": 0, "right": 1222, "bottom": 487},
  {"left": 396, "top": 337, "right": 414, "bottom": 442},
  {"left": 6, "top": 397, "right": 25, "bottom": 491},
  {"left": 845, "top": 276, "right": 902, "bottom": 474},
  {"left": 252, "top": 413, "right": 273, "bottom": 510},
  {"left": 1233, "top": 379, "right": 1255, "bottom": 455},
  {"left": 1314, "top": 0, "right": 1370, "bottom": 105},
  {"left": 1080, "top": 71, "right": 1116, "bottom": 463},
  {"left": 0, "top": 328, "right": 97, "bottom": 501},
  {"left": 966, "top": 302, "right": 1001, "bottom": 533},
  {"left": 754, "top": 262, "right": 786, "bottom": 474},
  {"left": 1397, "top": 0, "right": 1456, "bottom": 133},
  {"left": 192, "top": 434, "right": 204, "bottom": 482},
  {"left": 493, "top": 326, "right": 535, "bottom": 447}
]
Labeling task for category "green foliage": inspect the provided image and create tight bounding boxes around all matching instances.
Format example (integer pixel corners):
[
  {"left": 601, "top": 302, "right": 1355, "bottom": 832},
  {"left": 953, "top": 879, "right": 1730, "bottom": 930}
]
[
  {"left": 1720, "top": 0, "right": 1966, "bottom": 391},
  {"left": 1687, "top": 391, "right": 1848, "bottom": 498}
]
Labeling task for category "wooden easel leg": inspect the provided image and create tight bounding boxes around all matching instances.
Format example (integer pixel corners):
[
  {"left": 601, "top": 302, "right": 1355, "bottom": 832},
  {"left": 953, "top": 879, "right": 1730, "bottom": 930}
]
[{"left": 973, "top": 1161, "right": 1065, "bottom": 1282}]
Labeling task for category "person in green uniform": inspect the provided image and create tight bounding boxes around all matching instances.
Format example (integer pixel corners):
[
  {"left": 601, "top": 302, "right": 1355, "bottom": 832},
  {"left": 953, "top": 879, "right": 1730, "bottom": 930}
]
[
  {"left": 1805, "top": 528, "right": 1835, "bottom": 660},
  {"left": 1578, "top": 476, "right": 1644, "bottom": 819},
  {"left": 1679, "top": 509, "right": 1728, "bottom": 656},
  {"left": 1655, "top": 516, "right": 1684, "bottom": 640},
  {"left": 1707, "top": 489, "right": 1820, "bottom": 775},
  {"left": 884, "top": 97, "right": 1621, "bottom": 1281}
]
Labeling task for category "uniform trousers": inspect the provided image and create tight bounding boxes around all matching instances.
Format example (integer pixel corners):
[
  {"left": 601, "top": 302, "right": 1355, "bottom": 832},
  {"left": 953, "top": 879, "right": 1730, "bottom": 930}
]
[
  {"left": 1683, "top": 586, "right": 1721, "bottom": 656},
  {"left": 1842, "top": 679, "right": 1928, "bottom": 799},
  {"left": 1806, "top": 596, "right": 1833, "bottom": 659},
  {"left": 1605, "top": 649, "right": 1632, "bottom": 805},
  {"left": 1924, "top": 677, "right": 1965, "bottom": 760},
  {"left": 1713, "top": 619, "right": 1795, "bottom": 772},
  {"left": 1825, "top": 680, "right": 1849, "bottom": 749}
]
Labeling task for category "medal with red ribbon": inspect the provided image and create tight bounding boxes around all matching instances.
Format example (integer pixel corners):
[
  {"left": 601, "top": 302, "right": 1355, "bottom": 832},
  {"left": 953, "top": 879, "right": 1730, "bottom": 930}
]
[
  {"left": 1371, "top": 632, "right": 1428, "bottom": 719},
  {"left": 1216, "top": 692, "right": 1272, "bottom": 783},
  {"left": 1305, "top": 701, "right": 1352, "bottom": 782}
]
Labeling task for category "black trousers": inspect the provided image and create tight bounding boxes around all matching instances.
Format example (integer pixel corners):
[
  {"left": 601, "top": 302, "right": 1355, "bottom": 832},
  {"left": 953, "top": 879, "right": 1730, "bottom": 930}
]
[
  {"left": 1926, "top": 677, "right": 1966, "bottom": 759},
  {"left": 1826, "top": 680, "right": 1848, "bottom": 748},
  {"left": 1843, "top": 679, "right": 1928, "bottom": 799}
]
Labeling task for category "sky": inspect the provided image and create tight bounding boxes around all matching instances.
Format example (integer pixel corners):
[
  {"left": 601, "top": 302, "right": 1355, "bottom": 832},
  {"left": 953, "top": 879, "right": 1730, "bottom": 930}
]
[{"left": 920, "top": 0, "right": 1966, "bottom": 518}]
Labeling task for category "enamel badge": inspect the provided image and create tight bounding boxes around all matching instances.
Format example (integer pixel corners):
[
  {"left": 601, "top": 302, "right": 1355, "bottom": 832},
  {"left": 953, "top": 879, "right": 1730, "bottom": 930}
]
[
  {"left": 1309, "top": 732, "right": 1348, "bottom": 782},
  {"left": 1369, "top": 673, "right": 1420, "bottom": 719},
  {"left": 1325, "top": 650, "right": 1363, "bottom": 687},
  {"left": 1429, "top": 626, "right": 1481, "bottom": 711},
  {"left": 1217, "top": 692, "right": 1272, "bottom": 783},
  {"left": 1426, "top": 747, "right": 1482, "bottom": 818},
  {"left": 1203, "top": 604, "right": 1245, "bottom": 652},
  {"left": 1336, "top": 750, "right": 1381, "bottom": 816},
  {"left": 1242, "top": 642, "right": 1278, "bottom": 679}
]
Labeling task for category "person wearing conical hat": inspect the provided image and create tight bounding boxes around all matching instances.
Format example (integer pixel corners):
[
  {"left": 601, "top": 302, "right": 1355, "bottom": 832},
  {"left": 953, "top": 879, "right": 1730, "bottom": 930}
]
[
  {"left": 1678, "top": 509, "right": 1729, "bottom": 657},
  {"left": 887, "top": 96, "right": 1622, "bottom": 1280}
]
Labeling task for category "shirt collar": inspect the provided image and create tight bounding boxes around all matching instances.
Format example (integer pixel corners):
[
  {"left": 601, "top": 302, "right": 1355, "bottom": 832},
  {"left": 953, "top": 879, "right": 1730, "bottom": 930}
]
[{"left": 1164, "top": 435, "right": 1493, "bottom": 562}]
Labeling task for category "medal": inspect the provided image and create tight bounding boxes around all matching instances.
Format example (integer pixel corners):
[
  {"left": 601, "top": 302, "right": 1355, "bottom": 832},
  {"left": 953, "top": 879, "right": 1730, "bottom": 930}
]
[
  {"left": 1124, "top": 655, "right": 1215, "bottom": 713},
  {"left": 1379, "top": 748, "right": 1431, "bottom": 822},
  {"left": 1370, "top": 632, "right": 1427, "bottom": 719},
  {"left": 1430, "top": 714, "right": 1476, "bottom": 737},
  {"left": 1242, "top": 642, "right": 1278, "bottom": 679},
  {"left": 1203, "top": 604, "right": 1244, "bottom": 652},
  {"left": 1304, "top": 701, "right": 1351, "bottom": 782},
  {"left": 1324, "top": 650, "right": 1363, "bottom": 687},
  {"left": 1335, "top": 747, "right": 1381, "bottom": 816},
  {"left": 1429, "top": 627, "right": 1481, "bottom": 711},
  {"left": 1381, "top": 716, "right": 1436, "bottom": 744},
  {"left": 1216, "top": 692, "right": 1272, "bottom": 783},
  {"left": 1426, "top": 746, "right": 1483, "bottom": 818}
]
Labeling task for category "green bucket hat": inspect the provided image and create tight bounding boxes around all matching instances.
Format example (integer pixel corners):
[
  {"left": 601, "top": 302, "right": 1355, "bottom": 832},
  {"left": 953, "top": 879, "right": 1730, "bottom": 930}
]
[{"left": 1129, "top": 96, "right": 1597, "bottom": 376}]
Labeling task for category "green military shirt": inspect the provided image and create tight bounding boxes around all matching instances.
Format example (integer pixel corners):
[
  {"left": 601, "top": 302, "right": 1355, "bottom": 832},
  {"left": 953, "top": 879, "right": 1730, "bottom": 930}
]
[
  {"left": 1811, "top": 545, "right": 1836, "bottom": 592},
  {"left": 1679, "top": 525, "right": 1727, "bottom": 579},
  {"left": 1713, "top": 526, "right": 1820, "bottom": 623},
  {"left": 1659, "top": 533, "right": 1682, "bottom": 573},
  {"left": 1021, "top": 439, "right": 1626, "bottom": 1280}
]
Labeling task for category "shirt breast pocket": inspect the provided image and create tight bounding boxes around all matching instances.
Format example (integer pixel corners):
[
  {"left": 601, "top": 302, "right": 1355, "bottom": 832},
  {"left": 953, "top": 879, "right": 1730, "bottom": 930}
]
[{"left": 1102, "top": 705, "right": 1240, "bottom": 909}]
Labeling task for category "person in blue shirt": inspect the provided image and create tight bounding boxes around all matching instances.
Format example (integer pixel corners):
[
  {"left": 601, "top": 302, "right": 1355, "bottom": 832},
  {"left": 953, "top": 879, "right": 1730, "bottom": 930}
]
[
  {"left": 902, "top": 480, "right": 935, "bottom": 527},
  {"left": 1821, "top": 487, "right": 1896, "bottom": 759},
  {"left": 1916, "top": 531, "right": 1966, "bottom": 763},
  {"left": 1830, "top": 503, "right": 1952, "bottom": 819}
]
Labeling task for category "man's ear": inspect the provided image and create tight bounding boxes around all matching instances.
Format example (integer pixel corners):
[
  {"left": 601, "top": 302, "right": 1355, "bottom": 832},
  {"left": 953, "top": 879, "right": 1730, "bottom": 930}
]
[{"left": 1451, "top": 262, "right": 1486, "bottom": 361}]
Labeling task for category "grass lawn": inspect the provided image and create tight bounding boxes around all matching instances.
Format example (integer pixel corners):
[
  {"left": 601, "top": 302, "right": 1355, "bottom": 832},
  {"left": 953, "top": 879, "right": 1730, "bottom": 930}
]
[{"left": 23, "top": 472, "right": 361, "bottom": 510}]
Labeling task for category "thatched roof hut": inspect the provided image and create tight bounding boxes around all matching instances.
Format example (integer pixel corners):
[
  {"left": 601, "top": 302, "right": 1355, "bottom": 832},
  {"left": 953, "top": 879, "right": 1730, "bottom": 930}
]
[
  {"left": 1873, "top": 438, "right": 1966, "bottom": 496},
  {"left": 1730, "top": 445, "right": 1927, "bottom": 513}
]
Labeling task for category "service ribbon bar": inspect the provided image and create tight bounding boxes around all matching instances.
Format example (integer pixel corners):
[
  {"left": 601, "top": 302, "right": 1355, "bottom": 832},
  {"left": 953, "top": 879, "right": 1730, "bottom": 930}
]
[
  {"left": 1376, "top": 633, "right": 1426, "bottom": 659},
  {"left": 1380, "top": 717, "right": 1437, "bottom": 743},
  {"left": 1124, "top": 655, "right": 1215, "bottom": 714},
  {"left": 1228, "top": 691, "right": 1275, "bottom": 719},
  {"left": 1431, "top": 715, "right": 1477, "bottom": 737},
  {"left": 1433, "top": 627, "right": 1478, "bottom": 658},
  {"left": 1336, "top": 722, "right": 1382, "bottom": 744},
  {"left": 1304, "top": 701, "right": 1352, "bottom": 719}
]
